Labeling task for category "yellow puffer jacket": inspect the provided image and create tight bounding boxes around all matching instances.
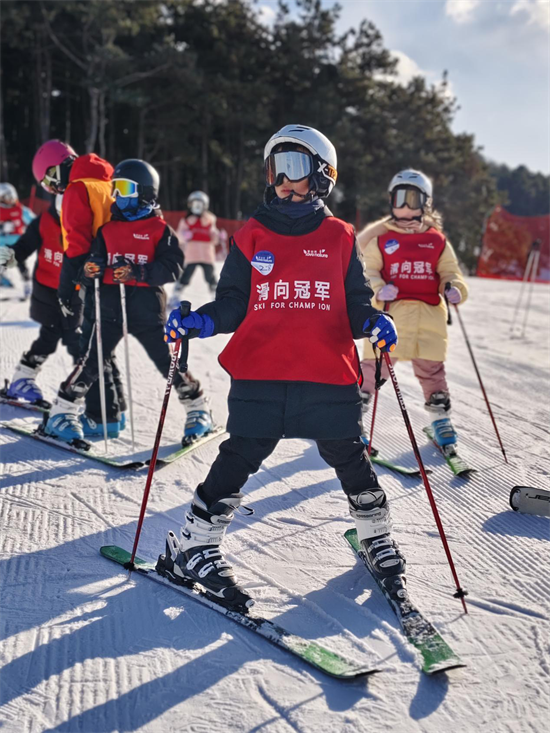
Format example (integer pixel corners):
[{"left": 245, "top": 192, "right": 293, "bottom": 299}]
[{"left": 357, "top": 217, "right": 468, "bottom": 362}]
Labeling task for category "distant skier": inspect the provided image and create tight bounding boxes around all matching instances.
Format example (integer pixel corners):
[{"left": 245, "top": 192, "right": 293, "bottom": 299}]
[
  {"left": 42, "top": 159, "right": 213, "bottom": 445},
  {"left": 169, "top": 190, "right": 219, "bottom": 308},
  {"left": 357, "top": 169, "right": 468, "bottom": 449},
  {"left": 1, "top": 195, "right": 83, "bottom": 407},
  {"left": 156, "top": 124, "right": 403, "bottom": 611},
  {"left": 0, "top": 183, "right": 35, "bottom": 292}
]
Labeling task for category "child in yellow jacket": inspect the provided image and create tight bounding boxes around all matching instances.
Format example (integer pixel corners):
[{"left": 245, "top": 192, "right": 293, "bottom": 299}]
[{"left": 357, "top": 169, "right": 468, "bottom": 447}]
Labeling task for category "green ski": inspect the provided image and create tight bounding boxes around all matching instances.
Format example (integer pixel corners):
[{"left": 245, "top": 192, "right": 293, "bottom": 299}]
[
  {"left": 100, "top": 545, "right": 380, "bottom": 680},
  {"left": 148, "top": 426, "right": 226, "bottom": 466},
  {"left": 422, "top": 426, "right": 474, "bottom": 476},
  {"left": 344, "top": 529, "right": 465, "bottom": 675}
]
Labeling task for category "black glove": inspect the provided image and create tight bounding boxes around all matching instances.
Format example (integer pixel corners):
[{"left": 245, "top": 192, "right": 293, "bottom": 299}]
[
  {"left": 58, "top": 295, "right": 75, "bottom": 319},
  {"left": 112, "top": 256, "right": 146, "bottom": 284},
  {"left": 83, "top": 252, "right": 106, "bottom": 280}
]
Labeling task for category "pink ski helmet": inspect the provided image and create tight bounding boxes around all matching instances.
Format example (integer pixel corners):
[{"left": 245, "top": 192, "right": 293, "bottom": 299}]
[{"left": 32, "top": 140, "right": 77, "bottom": 193}]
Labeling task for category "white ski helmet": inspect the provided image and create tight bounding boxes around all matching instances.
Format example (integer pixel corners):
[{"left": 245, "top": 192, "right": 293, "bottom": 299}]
[
  {"left": 388, "top": 169, "right": 433, "bottom": 199},
  {"left": 187, "top": 190, "right": 209, "bottom": 215},
  {"left": 0, "top": 183, "right": 18, "bottom": 207},
  {"left": 264, "top": 124, "right": 338, "bottom": 198}
]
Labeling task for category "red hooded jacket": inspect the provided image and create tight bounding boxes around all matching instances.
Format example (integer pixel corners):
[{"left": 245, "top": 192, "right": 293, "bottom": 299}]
[{"left": 61, "top": 154, "right": 114, "bottom": 258}]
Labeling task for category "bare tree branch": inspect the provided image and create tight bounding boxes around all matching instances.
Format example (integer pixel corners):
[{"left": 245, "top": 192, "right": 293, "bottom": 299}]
[
  {"left": 40, "top": 2, "right": 87, "bottom": 71},
  {"left": 115, "top": 63, "right": 171, "bottom": 88}
]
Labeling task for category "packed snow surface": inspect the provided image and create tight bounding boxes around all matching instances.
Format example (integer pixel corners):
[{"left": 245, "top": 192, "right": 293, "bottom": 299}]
[{"left": 0, "top": 271, "right": 549, "bottom": 733}]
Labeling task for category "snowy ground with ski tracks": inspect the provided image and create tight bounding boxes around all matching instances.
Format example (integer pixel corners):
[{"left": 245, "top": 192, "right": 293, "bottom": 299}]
[{"left": 0, "top": 269, "right": 548, "bottom": 733}]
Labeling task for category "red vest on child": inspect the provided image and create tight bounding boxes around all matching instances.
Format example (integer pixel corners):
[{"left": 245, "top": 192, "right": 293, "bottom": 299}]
[
  {"left": 187, "top": 216, "right": 213, "bottom": 242},
  {"left": 35, "top": 210, "right": 64, "bottom": 289},
  {"left": 377, "top": 229, "right": 446, "bottom": 306},
  {"left": 101, "top": 217, "right": 167, "bottom": 287},
  {"left": 219, "top": 217, "right": 361, "bottom": 385},
  {"left": 0, "top": 203, "right": 26, "bottom": 237}
]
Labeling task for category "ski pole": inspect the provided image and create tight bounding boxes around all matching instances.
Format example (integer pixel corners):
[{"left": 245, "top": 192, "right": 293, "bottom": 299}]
[
  {"left": 519, "top": 247, "right": 540, "bottom": 338},
  {"left": 453, "top": 303, "right": 508, "bottom": 464},
  {"left": 367, "top": 299, "right": 390, "bottom": 456},
  {"left": 94, "top": 278, "right": 109, "bottom": 453},
  {"left": 125, "top": 301, "right": 192, "bottom": 570},
  {"left": 511, "top": 241, "right": 539, "bottom": 333},
  {"left": 382, "top": 350, "right": 468, "bottom": 613},
  {"left": 119, "top": 284, "right": 136, "bottom": 451}
]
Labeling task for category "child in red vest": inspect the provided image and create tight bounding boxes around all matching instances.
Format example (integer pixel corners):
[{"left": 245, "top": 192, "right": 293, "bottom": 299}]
[
  {"left": 0, "top": 183, "right": 35, "bottom": 292},
  {"left": 169, "top": 191, "right": 219, "bottom": 308},
  {"left": 357, "top": 169, "right": 468, "bottom": 448},
  {"left": 156, "top": 124, "right": 402, "bottom": 612},
  {"left": 43, "top": 159, "right": 213, "bottom": 446},
  {"left": 1, "top": 195, "right": 83, "bottom": 407}
]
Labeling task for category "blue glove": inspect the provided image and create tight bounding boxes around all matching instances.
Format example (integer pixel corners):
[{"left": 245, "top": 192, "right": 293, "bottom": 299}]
[
  {"left": 363, "top": 313, "right": 398, "bottom": 352},
  {"left": 164, "top": 308, "right": 215, "bottom": 342}
]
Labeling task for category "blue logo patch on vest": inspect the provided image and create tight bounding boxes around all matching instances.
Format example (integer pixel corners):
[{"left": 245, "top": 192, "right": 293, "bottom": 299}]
[
  {"left": 251, "top": 250, "right": 275, "bottom": 275},
  {"left": 384, "top": 239, "right": 400, "bottom": 255}
]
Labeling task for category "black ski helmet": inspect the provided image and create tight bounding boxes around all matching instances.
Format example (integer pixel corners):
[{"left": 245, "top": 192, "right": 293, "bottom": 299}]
[{"left": 112, "top": 159, "right": 160, "bottom": 204}]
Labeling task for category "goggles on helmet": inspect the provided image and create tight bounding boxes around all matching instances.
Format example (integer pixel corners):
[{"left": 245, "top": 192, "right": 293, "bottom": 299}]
[
  {"left": 112, "top": 179, "right": 140, "bottom": 198},
  {"left": 41, "top": 165, "right": 63, "bottom": 193},
  {"left": 390, "top": 186, "right": 428, "bottom": 210},
  {"left": 41, "top": 157, "right": 75, "bottom": 193},
  {"left": 265, "top": 151, "right": 313, "bottom": 187}
]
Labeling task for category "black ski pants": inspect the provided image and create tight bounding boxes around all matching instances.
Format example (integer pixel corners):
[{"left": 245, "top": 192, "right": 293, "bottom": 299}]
[
  {"left": 200, "top": 435, "right": 381, "bottom": 507},
  {"left": 179, "top": 263, "right": 217, "bottom": 288},
  {"left": 63, "top": 318, "right": 188, "bottom": 422},
  {"left": 25, "top": 321, "right": 80, "bottom": 367}
]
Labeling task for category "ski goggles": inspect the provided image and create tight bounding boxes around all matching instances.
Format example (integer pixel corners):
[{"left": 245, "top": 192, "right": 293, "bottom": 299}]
[
  {"left": 265, "top": 151, "right": 313, "bottom": 186},
  {"left": 390, "top": 186, "right": 428, "bottom": 210},
  {"left": 112, "top": 179, "right": 140, "bottom": 198},
  {"left": 41, "top": 157, "right": 75, "bottom": 193},
  {"left": 41, "top": 165, "right": 64, "bottom": 192}
]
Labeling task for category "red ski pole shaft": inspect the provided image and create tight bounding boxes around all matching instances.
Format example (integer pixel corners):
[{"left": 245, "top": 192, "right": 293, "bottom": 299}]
[
  {"left": 382, "top": 351, "right": 468, "bottom": 613},
  {"left": 127, "top": 302, "right": 192, "bottom": 568},
  {"left": 453, "top": 304, "right": 508, "bottom": 464}
]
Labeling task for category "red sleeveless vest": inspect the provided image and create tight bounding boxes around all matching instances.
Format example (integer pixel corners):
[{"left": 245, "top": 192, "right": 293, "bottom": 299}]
[
  {"left": 378, "top": 228, "right": 446, "bottom": 306},
  {"left": 219, "top": 217, "right": 361, "bottom": 385},
  {"left": 0, "top": 203, "right": 26, "bottom": 236},
  {"left": 101, "top": 217, "right": 167, "bottom": 287},
  {"left": 187, "top": 216, "right": 213, "bottom": 242},
  {"left": 35, "top": 210, "right": 63, "bottom": 289}
]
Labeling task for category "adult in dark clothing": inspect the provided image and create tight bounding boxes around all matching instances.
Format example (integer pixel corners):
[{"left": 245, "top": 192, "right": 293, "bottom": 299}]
[
  {"left": 2, "top": 196, "right": 83, "bottom": 407},
  {"left": 156, "top": 124, "right": 403, "bottom": 612}
]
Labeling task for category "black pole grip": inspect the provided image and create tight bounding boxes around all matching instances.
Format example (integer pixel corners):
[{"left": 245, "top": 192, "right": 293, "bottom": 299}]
[
  {"left": 178, "top": 300, "right": 191, "bottom": 373},
  {"left": 444, "top": 281, "right": 453, "bottom": 326}
]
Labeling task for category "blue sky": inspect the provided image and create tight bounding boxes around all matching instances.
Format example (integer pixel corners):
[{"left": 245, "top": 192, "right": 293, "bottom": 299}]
[{"left": 257, "top": 0, "right": 550, "bottom": 174}]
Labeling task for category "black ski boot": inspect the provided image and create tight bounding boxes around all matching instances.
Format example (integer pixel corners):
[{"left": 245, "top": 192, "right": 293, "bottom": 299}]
[
  {"left": 156, "top": 486, "right": 254, "bottom": 612},
  {"left": 348, "top": 488, "right": 406, "bottom": 580}
]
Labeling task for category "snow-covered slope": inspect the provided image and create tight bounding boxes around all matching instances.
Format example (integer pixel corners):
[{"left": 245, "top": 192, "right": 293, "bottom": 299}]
[{"left": 1, "top": 271, "right": 548, "bottom": 733}]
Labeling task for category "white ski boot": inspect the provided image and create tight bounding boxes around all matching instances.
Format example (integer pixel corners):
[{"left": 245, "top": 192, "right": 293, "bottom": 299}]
[
  {"left": 348, "top": 487, "right": 405, "bottom": 580},
  {"left": 156, "top": 485, "right": 254, "bottom": 611}
]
